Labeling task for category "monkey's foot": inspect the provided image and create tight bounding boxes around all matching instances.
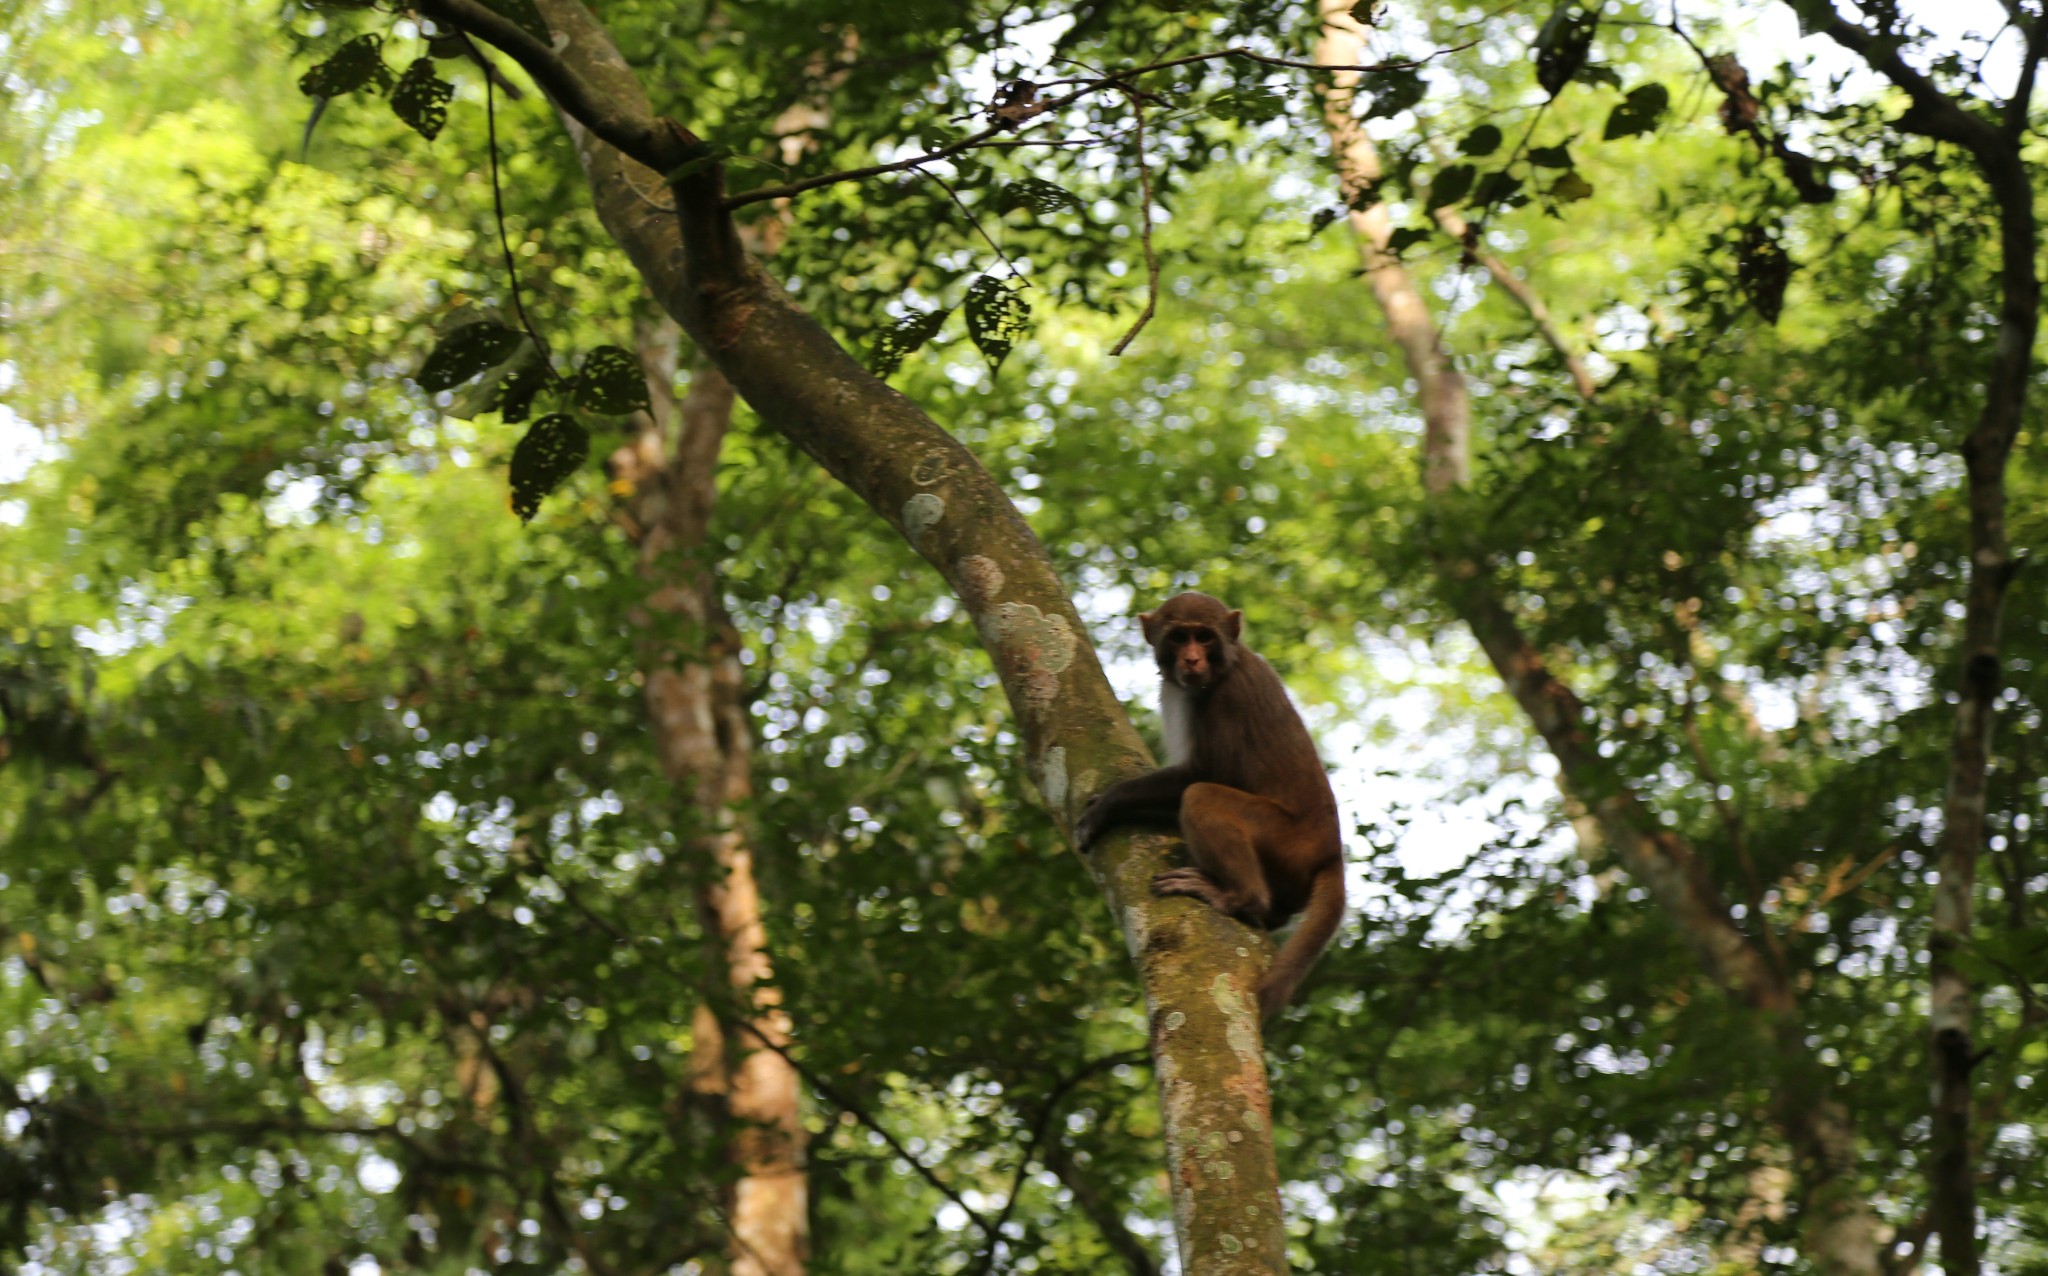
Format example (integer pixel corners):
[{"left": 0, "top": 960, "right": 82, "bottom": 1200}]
[{"left": 1151, "top": 868, "right": 1227, "bottom": 910}]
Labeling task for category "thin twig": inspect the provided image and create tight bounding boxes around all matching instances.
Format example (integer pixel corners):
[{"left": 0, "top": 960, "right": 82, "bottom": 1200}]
[
  {"left": 730, "top": 1018, "right": 998, "bottom": 1250},
  {"left": 725, "top": 42, "right": 1473, "bottom": 210},
  {"left": 969, "top": 1050, "right": 1149, "bottom": 1276},
  {"left": 473, "top": 35, "right": 556, "bottom": 378},
  {"left": 918, "top": 166, "right": 1032, "bottom": 288},
  {"left": 1108, "top": 91, "right": 1157, "bottom": 357}
]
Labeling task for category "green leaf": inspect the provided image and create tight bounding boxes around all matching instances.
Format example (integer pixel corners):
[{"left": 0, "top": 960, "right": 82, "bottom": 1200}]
[
  {"left": 418, "top": 321, "right": 524, "bottom": 393},
  {"left": 1473, "top": 170, "right": 1525, "bottom": 207},
  {"left": 993, "top": 178, "right": 1085, "bottom": 218},
  {"left": 298, "top": 34, "right": 391, "bottom": 99},
  {"left": 427, "top": 36, "right": 468, "bottom": 60},
  {"left": 963, "top": 276, "right": 1030, "bottom": 373},
  {"left": 1361, "top": 67, "right": 1426, "bottom": 120},
  {"left": 1528, "top": 143, "right": 1575, "bottom": 169},
  {"left": 1306, "top": 206, "right": 1346, "bottom": 240},
  {"left": 1737, "top": 222, "right": 1792, "bottom": 322},
  {"left": 1548, "top": 170, "right": 1595, "bottom": 203},
  {"left": 868, "top": 307, "right": 952, "bottom": 377},
  {"left": 492, "top": 355, "right": 550, "bottom": 425},
  {"left": 1574, "top": 63, "right": 1624, "bottom": 91},
  {"left": 1207, "top": 86, "right": 1290, "bottom": 125},
  {"left": 1385, "top": 226, "right": 1432, "bottom": 255},
  {"left": 478, "top": 0, "right": 549, "bottom": 42},
  {"left": 1458, "top": 124, "right": 1503, "bottom": 157},
  {"left": 1534, "top": 1, "right": 1599, "bottom": 99},
  {"left": 574, "top": 346, "right": 651, "bottom": 415},
  {"left": 392, "top": 58, "right": 455, "bottom": 141},
  {"left": 1603, "top": 83, "right": 1670, "bottom": 140},
  {"left": 1426, "top": 164, "right": 1476, "bottom": 210},
  {"left": 509, "top": 414, "right": 589, "bottom": 522}
]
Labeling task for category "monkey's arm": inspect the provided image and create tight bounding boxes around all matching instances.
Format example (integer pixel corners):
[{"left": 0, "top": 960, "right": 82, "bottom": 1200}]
[{"left": 1074, "top": 764, "right": 1196, "bottom": 849}]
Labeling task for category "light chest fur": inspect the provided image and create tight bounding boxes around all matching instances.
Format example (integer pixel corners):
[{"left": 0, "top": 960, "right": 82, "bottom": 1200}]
[{"left": 1159, "top": 681, "right": 1195, "bottom": 765}]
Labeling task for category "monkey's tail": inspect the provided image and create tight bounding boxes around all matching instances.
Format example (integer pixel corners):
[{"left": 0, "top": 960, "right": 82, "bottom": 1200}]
[{"left": 1258, "top": 865, "right": 1346, "bottom": 1022}]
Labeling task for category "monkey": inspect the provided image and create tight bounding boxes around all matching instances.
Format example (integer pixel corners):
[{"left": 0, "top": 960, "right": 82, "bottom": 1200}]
[{"left": 1073, "top": 592, "right": 1346, "bottom": 1021}]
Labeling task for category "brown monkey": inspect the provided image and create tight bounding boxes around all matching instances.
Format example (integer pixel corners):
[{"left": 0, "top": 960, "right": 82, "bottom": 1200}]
[{"left": 1074, "top": 592, "right": 1346, "bottom": 1020}]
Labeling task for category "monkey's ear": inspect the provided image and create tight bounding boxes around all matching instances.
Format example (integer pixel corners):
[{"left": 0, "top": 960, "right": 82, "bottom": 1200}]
[
  {"left": 1222, "top": 610, "right": 1243, "bottom": 642},
  {"left": 1138, "top": 611, "right": 1159, "bottom": 643}
]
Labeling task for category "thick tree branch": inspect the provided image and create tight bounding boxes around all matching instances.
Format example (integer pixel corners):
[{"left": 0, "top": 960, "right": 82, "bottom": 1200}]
[
  {"left": 1803, "top": 5, "right": 1998, "bottom": 150},
  {"left": 2005, "top": 15, "right": 2045, "bottom": 137},
  {"left": 506, "top": 3, "right": 1291, "bottom": 1265},
  {"left": 419, "top": 0, "right": 697, "bottom": 172}
]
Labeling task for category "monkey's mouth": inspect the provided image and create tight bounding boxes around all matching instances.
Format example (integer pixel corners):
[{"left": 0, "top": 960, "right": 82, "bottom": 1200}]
[{"left": 1174, "top": 667, "right": 1213, "bottom": 690}]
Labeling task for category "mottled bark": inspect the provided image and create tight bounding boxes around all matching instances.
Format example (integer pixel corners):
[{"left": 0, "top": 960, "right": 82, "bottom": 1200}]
[
  {"left": 611, "top": 319, "right": 805, "bottom": 1276},
  {"left": 1314, "top": 5, "right": 1884, "bottom": 1273},
  {"left": 426, "top": 2, "right": 1289, "bottom": 1267},
  {"left": 1802, "top": 13, "right": 2043, "bottom": 1272}
]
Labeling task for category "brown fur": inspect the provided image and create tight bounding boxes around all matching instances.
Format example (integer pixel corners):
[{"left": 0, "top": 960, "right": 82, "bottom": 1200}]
[{"left": 1075, "top": 593, "right": 1346, "bottom": 1020}]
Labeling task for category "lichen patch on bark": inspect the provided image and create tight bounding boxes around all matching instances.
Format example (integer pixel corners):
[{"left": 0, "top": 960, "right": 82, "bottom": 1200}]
[
  {"left": 902, "top": 491, "right": 945, "bottom": 544},
  {"left": 956, "top": 553, "right": 1005, "bottom": 609},
  {"left": 978, "top": 602, "right": 1078, "bottom": 716},
  {"left": 1035, "top": 744, "right": 1068, "bottom": 816}
]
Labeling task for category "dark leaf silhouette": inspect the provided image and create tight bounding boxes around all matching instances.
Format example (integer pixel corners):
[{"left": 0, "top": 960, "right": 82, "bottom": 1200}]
[
  {"left": 419, "top": 322, "right": 523, "bottom": 393},
  {"left": 509, "top": 414, "right": 589, "bottom": 522}
]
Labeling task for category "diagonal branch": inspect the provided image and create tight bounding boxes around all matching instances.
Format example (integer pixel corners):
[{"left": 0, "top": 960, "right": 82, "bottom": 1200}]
[
  {"left": 1798, "top": 3, "right": 1998, "bottom": 150},
  {"left": 725, "top": 44, "right": 1471, "bottom": 210},
  {"left": 1432, "top": 204, "right": 1597, "bottom": 399},
  {"left": 418, "top": 0, "right": 699, "bottom": 173}
]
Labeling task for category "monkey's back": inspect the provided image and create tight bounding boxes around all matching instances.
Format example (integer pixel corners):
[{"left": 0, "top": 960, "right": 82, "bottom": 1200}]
[{"left": 1189, "top": 650, "right": 1337, "bottom": 825}]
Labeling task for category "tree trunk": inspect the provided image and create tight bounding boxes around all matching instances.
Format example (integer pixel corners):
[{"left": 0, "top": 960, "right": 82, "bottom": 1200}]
[
  {"left": 1312, "top": 5, "right": 1885, "bottom": 1273},
  {"left": 1801, "top": 14, "right": 2045, "bottom": 1270},
  {"left": 428, "top": 3, "right": 1294, "bottom": 1267},
  {"left": 612, "top": 317, "right": 806, "bottom": 1276}
]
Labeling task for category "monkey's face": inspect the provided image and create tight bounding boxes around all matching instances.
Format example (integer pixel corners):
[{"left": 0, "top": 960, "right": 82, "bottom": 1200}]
[{"left": 1157, "top": 625, "right": 1231, "bottom": 691}]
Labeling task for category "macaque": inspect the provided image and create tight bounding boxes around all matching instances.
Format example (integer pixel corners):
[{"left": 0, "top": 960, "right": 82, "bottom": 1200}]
[{"left": 1074, "top": 592, "right": 1346, "bottom": 1020}]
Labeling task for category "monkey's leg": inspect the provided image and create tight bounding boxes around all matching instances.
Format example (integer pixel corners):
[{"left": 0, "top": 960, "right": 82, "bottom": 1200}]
[{"left": 1156, "top": 782, "right": 1292, "bottom": 925}]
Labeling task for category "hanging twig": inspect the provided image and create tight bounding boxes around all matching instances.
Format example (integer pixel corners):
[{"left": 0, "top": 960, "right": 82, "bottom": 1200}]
[
  {"left": 917, "top": 166, "right": 1033, "bottom": 288},
  {"left": 470, "top": 33, "right": 557, "bottom": 378},
  {"left": 1109, "top": 90, "right": 1157, "bottom": 357}
]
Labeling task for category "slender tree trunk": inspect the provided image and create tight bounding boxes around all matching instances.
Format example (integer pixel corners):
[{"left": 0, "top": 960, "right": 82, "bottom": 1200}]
[
  {"left": 1919, "top": 137, "right": 2035, "bottom": 1276},
  {"left": 426, "top": 4, "right": 1293, "bottom": 1267},
  {"left": 1312, "top": 6, "right": 1885, "bottom": 1273},
  {"left": 613, "top": 318, "right": 806, "bottom": 1276},
  {"left": 1801, "top": 14, "right": 2045, "bottom": 1270}
]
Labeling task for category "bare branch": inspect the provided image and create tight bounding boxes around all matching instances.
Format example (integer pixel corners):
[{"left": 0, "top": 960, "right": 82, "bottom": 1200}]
[
  {"left": 1793, "top": 1, "right": 1997, "bottom": 150},
  {"left": 1109, "top": 91, "right": 1158, "bottom": 357},
  {"left": 418, "top": 0, "right": 696, "bottom": 172},
  {"left": 725, "top": 42, "right": 1471, "bottom": 211},
  {"left": 1432, "top": 204, "right": 1597, "bottom": 398}
]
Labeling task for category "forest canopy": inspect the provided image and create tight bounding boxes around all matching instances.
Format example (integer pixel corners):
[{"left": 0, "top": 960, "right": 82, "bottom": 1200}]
[{"left": 2, "top": 1, "right": 2045, "bottom": 1274}]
